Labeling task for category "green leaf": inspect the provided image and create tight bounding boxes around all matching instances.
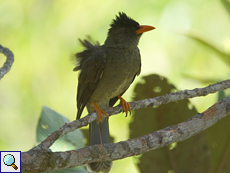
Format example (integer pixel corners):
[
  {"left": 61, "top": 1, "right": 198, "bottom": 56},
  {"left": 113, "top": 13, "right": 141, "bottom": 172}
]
[
  {"left": 221, "top": 0, "right": 230, "bottom": 16},
  {"left": 187, "top": 33, "right": 230, "bottom": 67},
  {"left": 218, "top": 90, "right": 226, "bottom": 101},
  {"left": 36, "top": 106, "right": 87, "bottom": 173},
  {"left": 36, "top": 106, "right": 85, "bottom": 150},
  {"left": 130, "top": 74, "right": 210, "bottom": 173}
]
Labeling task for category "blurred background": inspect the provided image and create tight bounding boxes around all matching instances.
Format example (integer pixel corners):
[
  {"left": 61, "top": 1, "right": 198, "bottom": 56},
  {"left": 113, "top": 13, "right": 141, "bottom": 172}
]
[{"left": 0, "top": 0, "right": 230, "bottom": 172}]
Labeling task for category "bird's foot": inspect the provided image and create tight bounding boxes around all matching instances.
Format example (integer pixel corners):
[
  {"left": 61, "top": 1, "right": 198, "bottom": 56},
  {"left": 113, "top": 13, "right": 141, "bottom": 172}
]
[
  {"left": 93, "top": 102, "right": 108, "bottom": 122},
  {"left": 117, "top": 95, "right": 131, "bottom": 117}
]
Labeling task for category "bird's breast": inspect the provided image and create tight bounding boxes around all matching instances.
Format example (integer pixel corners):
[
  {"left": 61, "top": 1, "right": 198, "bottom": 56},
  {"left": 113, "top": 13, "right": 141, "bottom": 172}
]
[{"left": 88, "top": 47, "right": 141, "bottom": 106}]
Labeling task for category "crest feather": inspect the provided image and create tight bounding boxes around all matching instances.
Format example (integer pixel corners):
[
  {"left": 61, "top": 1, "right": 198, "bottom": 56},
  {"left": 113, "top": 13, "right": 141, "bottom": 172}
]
[{"left": 110, "top": 12, "right": 139, "bottom": 29}]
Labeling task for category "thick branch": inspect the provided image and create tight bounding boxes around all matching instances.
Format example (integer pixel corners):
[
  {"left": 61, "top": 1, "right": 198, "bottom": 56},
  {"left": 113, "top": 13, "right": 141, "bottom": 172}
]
[
  {"left": 22, "top": 96, "right": 230, "bottom": 172},
  {"left": 36, "top": 79, "right": 230, "bottom": 150},
  {"left": 0, "top": 45, "right": 14, "bottom": 79}
]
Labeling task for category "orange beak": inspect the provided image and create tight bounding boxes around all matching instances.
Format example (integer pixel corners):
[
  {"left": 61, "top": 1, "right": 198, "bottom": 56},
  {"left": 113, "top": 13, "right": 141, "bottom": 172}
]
[{"left": 136, "top": 25, "right": 155, "bottom": 35}]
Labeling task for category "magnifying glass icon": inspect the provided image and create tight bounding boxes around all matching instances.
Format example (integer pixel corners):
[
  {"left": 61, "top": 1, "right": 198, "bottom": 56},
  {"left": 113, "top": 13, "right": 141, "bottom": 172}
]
[{"left": 3, "top": 154, "right": 18, "bottom": 170}]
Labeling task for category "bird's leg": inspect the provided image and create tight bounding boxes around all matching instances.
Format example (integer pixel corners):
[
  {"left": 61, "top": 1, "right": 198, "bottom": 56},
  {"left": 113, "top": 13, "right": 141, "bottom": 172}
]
[
  {"left": 117, "top": 95, "right": 131, "bottom": 117},
  {"left": 93, "top": 102, "right": 108, "bottom": 122}
]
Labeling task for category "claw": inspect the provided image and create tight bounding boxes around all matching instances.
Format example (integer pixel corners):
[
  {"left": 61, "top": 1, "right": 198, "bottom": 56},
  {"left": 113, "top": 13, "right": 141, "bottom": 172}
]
[
  {"left": 93, "top": 102, "right": 108, "bottom": 122},
  {"left": 117, "top": 95, "right": 131, "bottom": 117}
]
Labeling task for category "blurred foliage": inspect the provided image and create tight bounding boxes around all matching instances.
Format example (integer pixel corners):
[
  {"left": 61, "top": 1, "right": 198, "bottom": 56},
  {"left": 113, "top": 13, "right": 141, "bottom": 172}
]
[
  {"left": 130, "top": 75, "right": 210, "bottom": 173},
  {"left": 187, "top": 0, "right": 230, "bottom": 68},
  {"left": 1, "top": 0, "right": 230, "bottom": 173},
  {"left": 37, "top": 106, "right": 85, "bottom": 151},
  {"left": 36, "top": 106, "right": 87, "bottom": 173},
  {"left": 205, "top": 104, "right": 230, "bottom": 173},
  {"left": 221, "top": 0, "right": 230, "bottom": 15},
  {"left": 131, "top": 75, "right": 230, "bottom": 173},
  {"left": 187, "top": 33, "right": 230, "bottom": 67}
]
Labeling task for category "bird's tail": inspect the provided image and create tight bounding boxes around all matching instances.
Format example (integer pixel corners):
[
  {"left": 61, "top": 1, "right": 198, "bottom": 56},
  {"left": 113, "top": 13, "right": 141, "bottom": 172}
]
[{"left": 87, "top": 117, "right": 112, "bottom": 173}]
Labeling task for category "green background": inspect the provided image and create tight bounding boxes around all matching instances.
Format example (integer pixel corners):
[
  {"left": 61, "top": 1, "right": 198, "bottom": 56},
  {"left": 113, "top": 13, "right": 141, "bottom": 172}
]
[{"left": 0, "top": 0, "right": 230, "bottom": 172}]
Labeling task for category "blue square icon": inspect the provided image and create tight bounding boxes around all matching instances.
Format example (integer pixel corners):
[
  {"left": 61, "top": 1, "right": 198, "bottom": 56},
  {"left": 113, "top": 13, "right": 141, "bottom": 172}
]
[{"left": 0, "top": 151, "right": 21, "bottom": 173}]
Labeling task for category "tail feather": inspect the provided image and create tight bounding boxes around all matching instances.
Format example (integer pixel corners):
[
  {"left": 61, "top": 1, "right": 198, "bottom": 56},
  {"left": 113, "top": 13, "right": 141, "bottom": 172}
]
[
  {"left": 88, "top": 161, "right": 112, "bottom": 173},
  {"left": 87, "top": 117, "right": 112, "bottom": 173}
]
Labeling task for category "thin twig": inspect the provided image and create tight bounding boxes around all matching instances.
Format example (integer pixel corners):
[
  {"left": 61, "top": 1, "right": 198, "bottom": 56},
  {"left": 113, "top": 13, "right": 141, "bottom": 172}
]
[{"left": 0, "top": 45, "right": 14, "bottom": 79}]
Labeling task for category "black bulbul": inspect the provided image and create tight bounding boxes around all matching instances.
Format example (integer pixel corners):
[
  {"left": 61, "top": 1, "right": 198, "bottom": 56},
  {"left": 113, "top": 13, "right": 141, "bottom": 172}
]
[{"left": 73, "top": 12, "right": 155, "bottom": 173}]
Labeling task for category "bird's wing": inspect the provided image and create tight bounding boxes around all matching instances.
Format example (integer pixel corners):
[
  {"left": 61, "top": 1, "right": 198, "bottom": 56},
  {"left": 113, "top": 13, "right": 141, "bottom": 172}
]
[
  {"left": 109, "top": 60, "right": 141, "bottom": 107},
  {"left": 74, "top": 39, "right": 106, "bottom": 119}
]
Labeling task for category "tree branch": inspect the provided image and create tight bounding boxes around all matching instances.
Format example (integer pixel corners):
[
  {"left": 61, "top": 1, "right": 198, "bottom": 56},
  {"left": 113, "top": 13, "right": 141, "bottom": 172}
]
[
  {"left": 21, "top": 80, "right": 230, "bottom": 172},
  {"left": 35, "top": 79, "right": 230, "bottom": 150},
  {"left": 0, "top": 45, "right": 14, "bottom": 79}
]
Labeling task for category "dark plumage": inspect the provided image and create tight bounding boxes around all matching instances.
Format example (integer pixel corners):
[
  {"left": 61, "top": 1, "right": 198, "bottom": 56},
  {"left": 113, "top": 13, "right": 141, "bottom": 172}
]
[
  {"left": 74, "top": 39, "right": 106, "bottom": 120},
  {"left": 109, "top": 12, "right": 139, "bottom": 32},
  {"left": 73, "top": 12, "right": 154, "bottom": 173}
]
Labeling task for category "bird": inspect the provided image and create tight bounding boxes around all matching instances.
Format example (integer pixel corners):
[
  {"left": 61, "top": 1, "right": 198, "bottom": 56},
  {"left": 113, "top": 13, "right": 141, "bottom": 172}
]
[{"left": 73, "top": 12, "right": 155, "bottom": 173}]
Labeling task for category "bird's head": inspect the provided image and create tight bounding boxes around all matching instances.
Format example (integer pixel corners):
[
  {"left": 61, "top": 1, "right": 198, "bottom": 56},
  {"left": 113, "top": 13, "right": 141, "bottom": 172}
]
[{"left": 105, "top": 12, "right": 155, "bottom": 47}]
